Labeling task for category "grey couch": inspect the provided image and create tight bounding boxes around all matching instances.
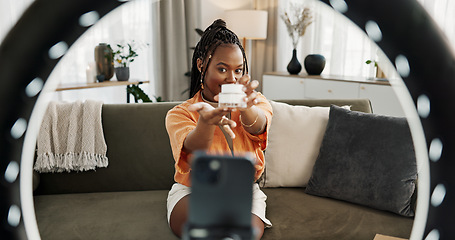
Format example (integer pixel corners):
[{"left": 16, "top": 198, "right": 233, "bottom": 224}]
[{"left": 34, "top": 99, "right": 414, "bottom": 240}]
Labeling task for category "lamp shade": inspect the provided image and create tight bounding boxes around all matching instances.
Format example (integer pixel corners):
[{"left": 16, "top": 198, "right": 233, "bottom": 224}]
[{"left": 224, "top": 10, "right": 268, "bottom": 40}]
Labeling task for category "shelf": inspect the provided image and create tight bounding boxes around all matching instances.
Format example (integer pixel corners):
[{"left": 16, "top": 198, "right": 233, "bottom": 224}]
[
  {"left": 263, "top": 72, "right": 391, "bottom": 86},
  {"left": 56, "top": 80, "right": 150, "bottom": 91}
]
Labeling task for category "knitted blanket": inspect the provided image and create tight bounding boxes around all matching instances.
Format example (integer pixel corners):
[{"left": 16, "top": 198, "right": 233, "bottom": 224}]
[{"left": 34, "top": 100, "right": 108, "bottom": 173}]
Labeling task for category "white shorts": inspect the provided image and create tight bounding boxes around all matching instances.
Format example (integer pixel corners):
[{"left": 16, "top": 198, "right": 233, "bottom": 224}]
[{"left": 166, "top": 183, "right": 272, "bottom": 228}]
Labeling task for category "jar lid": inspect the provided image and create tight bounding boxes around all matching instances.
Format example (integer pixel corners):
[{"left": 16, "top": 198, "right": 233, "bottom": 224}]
[{"left": 221, "top": 84, "right": 244, "bottom": 93}]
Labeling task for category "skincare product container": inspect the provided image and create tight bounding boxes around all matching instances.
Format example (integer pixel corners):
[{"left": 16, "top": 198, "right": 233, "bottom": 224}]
[{"left": 218, "top": 84, "right": 247, "bottom": 108}]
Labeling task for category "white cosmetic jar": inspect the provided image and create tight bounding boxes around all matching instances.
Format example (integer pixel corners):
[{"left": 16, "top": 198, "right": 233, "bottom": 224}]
[{"left": 218, "top": 84, "right": 247, "bottom": 108}]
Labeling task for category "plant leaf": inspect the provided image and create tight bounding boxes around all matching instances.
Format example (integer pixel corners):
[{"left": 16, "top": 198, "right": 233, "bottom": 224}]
[{"left": 127, "top": 85, "right": 152, "bottom": 102}]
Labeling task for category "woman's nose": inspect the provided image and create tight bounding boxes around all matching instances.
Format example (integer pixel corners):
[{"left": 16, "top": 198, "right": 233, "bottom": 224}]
[{"left": 226, "top": 71, "right": 237, "bottom": 83}]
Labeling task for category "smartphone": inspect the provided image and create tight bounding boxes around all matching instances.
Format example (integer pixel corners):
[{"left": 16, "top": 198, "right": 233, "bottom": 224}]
[{"left": 183, "top": 152, "right": 255, "bottom": 240}]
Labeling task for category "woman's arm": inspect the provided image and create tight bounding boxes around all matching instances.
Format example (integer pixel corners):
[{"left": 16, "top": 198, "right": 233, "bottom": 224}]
[
  {"left": 239, "top": 105, "right": 267, "bottom": 135},
  {"left": 183, "top": 102, "right": 236, "bottom": 152},
  {"left": 238, "top": 77, "right": 267, "bottom": 135}
]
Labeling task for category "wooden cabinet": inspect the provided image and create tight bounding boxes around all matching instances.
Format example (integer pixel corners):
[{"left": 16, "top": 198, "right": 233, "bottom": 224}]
[{"left": 262, "top": 72, "right": 405, "bottom": 117}]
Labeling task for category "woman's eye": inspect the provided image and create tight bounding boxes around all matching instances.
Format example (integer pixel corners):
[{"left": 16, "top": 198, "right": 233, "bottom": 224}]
[
  {"left": 235, "top": 69, "right": 243, "bottom": 74},
  {"left": 218, "top": 68, "right": 227, "bottom": 73}
]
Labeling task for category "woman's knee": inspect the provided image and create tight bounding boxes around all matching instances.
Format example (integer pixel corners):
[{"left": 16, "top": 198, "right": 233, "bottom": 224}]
[{"left": 170, "top": 198, "right": 265, "bottom": 239}]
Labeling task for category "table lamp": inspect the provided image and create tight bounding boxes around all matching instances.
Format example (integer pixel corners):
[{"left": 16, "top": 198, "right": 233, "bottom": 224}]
[{"left": 224, "top": 10, "right": 268, "bottom": 52}]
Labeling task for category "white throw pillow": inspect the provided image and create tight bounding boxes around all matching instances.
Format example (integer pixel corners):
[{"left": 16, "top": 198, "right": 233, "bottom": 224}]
[{"left": 260, "top": 101, "right": 349, "bottom": 188}]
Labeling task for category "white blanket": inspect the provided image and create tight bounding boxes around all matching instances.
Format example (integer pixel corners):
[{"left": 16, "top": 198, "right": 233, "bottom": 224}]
[{"left": 34, "top": 100, "right": 108, "bottom": 173}]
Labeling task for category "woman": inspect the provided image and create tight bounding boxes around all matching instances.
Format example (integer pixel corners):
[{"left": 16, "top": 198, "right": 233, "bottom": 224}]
[{"left": 165, "top": 19, "right": 273, "bottom": 239}]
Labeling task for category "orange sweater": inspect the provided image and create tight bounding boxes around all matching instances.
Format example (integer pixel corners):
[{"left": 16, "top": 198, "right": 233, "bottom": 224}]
[{"left": 165, "top": 90, "right": 273, "bottom": 187}]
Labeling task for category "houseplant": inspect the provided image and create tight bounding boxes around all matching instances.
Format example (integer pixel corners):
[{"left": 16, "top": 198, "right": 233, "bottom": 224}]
[
  {"left": 281, "top": 4, "right": 313, "bottom": 74},
  {"left": 110, "top": 41, "right": 142, "bottom": 81},
  {"left": 366, "top": 60, "right": 386, "bottom": 79},
  {"left": 126, "top": 85, "right": 163, "bottom": 103}
]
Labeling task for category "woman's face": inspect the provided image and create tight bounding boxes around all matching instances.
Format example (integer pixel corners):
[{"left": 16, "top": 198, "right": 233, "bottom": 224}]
[{"left": 198, "top": 44, "right": 244, "bottom": 102}]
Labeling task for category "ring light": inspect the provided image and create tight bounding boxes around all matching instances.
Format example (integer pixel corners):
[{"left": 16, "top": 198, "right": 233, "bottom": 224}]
[
  {"left": 0, "top": 0, "right": 124, "bottom": 239},
  {"left": 0, "top": 0, "right": 454, "bottom": 239},
  {"left": 320, "top": 0, "right": 455, "bottom": 239}
]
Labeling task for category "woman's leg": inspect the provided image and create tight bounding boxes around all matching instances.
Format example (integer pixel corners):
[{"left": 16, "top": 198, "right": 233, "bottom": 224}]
[
  {"left": 252, "top": 214, "right": 265, "bottom": 240},
  {"left": 169, "top": 195, "right": 190, "bottom": 238},
  {"left": 170, "top": 195, "right": 265, "bottom": 239}
]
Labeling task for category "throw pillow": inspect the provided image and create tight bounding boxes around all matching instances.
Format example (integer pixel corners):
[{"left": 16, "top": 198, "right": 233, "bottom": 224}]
[
  {"left": 305, "top": 105, "right": 417, "bottom": 217},
  {"left": 260, "top": 101, "right": 349, "bottom": 187}
]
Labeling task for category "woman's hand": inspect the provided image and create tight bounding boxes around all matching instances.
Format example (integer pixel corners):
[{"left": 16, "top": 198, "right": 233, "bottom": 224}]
[
  {"left": 233, "top": 75, "right": 267, "bottom": 135},
  {"left": 238, "top": 75, "right": 260, "bottom": 109},
  {"left": 188, "top": 102, "right": 237, "bottom": 139}
]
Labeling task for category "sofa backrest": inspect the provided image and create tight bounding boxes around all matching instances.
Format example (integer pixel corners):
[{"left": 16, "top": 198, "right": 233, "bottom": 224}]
[
  {"left": 276, "top": 99, "right": 372, "bottom": 113},
  {"left": 34, "top": 99, "right": 372, "bottom": 195},
  {"left": 34, "top": 102, "right": 181, "bottom": 195}
]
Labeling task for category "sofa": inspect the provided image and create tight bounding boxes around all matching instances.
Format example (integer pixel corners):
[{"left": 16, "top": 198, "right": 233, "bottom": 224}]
[{"left": 33, "top": 98, "right": 416, "bottom": 240}]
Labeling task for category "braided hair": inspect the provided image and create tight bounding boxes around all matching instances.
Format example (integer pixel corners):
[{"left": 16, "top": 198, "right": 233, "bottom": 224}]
[{"left": 189, "top": 19, "right": 249, "bottom": 98}]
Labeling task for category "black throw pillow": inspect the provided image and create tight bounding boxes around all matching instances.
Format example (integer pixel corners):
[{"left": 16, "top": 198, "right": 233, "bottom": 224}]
[{"left": 305, "top": 105, "right": 417, "bottom": 217}]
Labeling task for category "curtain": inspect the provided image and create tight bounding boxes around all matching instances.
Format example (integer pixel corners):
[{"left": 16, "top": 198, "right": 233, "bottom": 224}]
[
  {"left": 153, "top": 0, "right": 199, "bottom": 101},
  {"left": 251, "top": 0, "right": 279, "bottom": 92}
]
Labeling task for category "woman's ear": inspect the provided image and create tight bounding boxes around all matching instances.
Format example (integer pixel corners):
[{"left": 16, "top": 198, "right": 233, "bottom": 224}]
[{"left": 197, "top": 58, "right": 203, "bottom": 72}]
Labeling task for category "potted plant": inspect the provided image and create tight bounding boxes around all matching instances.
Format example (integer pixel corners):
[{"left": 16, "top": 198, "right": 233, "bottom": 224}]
[
  {"left": 110, "top": 41, "right": 142, "bottom": 81},
  {"left": 366, "top": 60, "right": 386, "bottom": 79}
]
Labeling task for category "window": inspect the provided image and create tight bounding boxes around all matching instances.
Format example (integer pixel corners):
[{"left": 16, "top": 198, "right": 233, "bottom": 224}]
[{"left": 276, "top": 0, "right": 455, "bottom": 79}]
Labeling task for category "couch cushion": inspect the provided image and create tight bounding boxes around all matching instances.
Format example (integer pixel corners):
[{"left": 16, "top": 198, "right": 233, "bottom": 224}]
[
  {"left": 34, "top": 189, "right": 414, "bottom": 240},
  {"left": 262, "top": 188, "right": 414, "bottom": 240},
  {"left": 261, "top": 101, "right": 351, "bottom": 187},
  {"left": 305, "top": 105, "right": 417, "bottom": 217},
  {"left": 261, "top": 101, "right": 332, "bottom": 187},
  {"left": 34, "top": 190, "right": 177, "bottom": 240},
  {"left": 259, "top": 99, "right": 371, "bottom": 188}
]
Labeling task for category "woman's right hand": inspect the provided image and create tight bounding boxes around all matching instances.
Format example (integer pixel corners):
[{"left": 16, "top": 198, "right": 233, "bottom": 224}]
[{"left": 188, "top": 102, "right": 237, "bottom": 139}]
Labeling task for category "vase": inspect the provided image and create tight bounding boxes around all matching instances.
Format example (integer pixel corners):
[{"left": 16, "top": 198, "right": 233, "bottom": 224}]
[
  {"left": 115, "top": 67, "right": 130, "bottom": 81},
  {"left": 94, "top": 43, "right": 114, "bottom": 81},
  {"left": 304, "top": 54, "right": 326, "bottom": 75},
  {"left": 287, "top": 49, "right": 302, "bottom": 75}
]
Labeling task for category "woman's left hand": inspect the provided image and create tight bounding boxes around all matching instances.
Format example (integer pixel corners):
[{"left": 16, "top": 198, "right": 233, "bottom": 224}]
[{"left": 237, "top": 75, "right": 260, "bottom": 109}]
